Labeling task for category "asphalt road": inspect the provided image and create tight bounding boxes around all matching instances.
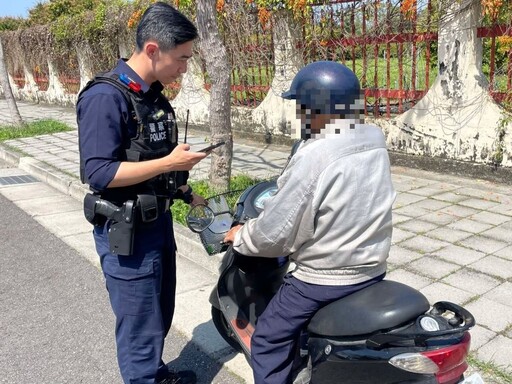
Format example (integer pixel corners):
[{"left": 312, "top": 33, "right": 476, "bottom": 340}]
[{"left": 0, "top": 159, "right": 244, "bottom": 384}]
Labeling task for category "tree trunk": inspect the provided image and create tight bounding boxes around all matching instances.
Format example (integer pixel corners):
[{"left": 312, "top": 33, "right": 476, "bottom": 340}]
[
  {"left": 196, "top": 0, "right": 233, "bottom": 191},
  {"left": 0, "top": 37, "right": 23, "bottom": 126}
]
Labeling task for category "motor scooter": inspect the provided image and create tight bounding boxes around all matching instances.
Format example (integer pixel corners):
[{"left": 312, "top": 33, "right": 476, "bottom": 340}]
[{"left": 186, "top": 179, "right": 476, "bottom": 384}]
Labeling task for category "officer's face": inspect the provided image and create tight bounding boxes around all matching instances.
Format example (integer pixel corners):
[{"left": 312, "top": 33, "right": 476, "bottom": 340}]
[{"left": 154, "top": 40, "right": 194, "bottom": 84}]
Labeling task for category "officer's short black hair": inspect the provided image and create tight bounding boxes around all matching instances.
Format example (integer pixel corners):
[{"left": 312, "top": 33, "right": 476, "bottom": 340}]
[{"left": 136, "top": 2, "right": 198, "bottom": 52}]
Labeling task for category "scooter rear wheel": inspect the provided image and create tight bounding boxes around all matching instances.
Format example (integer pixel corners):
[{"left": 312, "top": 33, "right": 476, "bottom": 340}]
[{"left": 211, "top": 306, "right": 244, "bottom": 353}]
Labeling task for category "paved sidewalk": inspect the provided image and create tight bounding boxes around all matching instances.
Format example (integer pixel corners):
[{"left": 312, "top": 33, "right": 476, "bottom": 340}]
[{"left": 1, "top": 99, "right": 512, "bottom": 383}]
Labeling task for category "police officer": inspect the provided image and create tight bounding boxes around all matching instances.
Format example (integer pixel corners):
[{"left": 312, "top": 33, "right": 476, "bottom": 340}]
[
  {"left": 224, "top": 61, "right": 396, "bottom": 384},
  {"left": 77, "top": 3, "right": 208, "bottom": 384}
]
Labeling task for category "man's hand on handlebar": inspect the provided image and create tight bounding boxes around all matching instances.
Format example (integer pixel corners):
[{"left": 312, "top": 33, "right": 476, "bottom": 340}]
[{"left": 223, "top": 224, "right": 244, "bottom": 244}]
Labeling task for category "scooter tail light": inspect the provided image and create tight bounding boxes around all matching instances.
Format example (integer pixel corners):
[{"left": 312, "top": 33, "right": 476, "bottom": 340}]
[
  {"left": 389, "top": 353, "right": 439, "bottom": 374},
  {"left": 389, "top": 333, "right": 471, "bottom": 384}
]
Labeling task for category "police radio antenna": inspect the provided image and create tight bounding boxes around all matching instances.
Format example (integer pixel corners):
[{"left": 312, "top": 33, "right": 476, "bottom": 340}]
[{"left": 184, "top": 109, "right": 189, "bottom": 144}]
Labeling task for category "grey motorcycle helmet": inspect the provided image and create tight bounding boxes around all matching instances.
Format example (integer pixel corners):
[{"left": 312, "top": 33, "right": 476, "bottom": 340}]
[{"left": 282, "top": 61, "right": 362, "bottom": 139}]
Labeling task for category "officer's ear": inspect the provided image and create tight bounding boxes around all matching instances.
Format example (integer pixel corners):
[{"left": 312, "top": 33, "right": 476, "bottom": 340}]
[{"left": 145, "top": 42, "right": 159, "bottom": 60}]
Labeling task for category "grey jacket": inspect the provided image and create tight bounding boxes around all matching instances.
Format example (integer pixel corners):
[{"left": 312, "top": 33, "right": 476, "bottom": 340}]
[{"left": 232, "top": 120, "right": 396, "bottom": 286}]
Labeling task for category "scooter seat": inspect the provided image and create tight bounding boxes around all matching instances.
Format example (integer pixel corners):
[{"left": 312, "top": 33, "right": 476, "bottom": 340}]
[{"left": 307, "top": 280, "right": 430, "bottom": 337}]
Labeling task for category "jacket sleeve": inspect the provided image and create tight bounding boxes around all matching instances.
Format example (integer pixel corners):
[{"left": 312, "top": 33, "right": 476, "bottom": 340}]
[{"left": 232, "top": 150, "right": 317, "bottom": 257}]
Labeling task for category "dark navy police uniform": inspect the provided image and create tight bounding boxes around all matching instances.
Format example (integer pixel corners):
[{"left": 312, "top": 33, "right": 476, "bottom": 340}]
[{"left": 77, "top": 59, "right": 187, "bottom": 384}]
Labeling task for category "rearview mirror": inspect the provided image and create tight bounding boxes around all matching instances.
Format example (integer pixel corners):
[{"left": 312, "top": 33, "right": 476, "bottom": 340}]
[{"left": 186, "top": 204, "right": 215, "bottom": 233}]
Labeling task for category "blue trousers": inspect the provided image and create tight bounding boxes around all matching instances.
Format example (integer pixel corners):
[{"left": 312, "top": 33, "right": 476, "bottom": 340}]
[
  {"left": 251, "top": 273, "right": 385, "bottom": 384},
  {"left": 94, "top": 213, "right": 176, "bottom": 384}
]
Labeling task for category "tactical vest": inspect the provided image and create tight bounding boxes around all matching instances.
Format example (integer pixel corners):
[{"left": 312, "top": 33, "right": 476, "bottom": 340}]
[{"left": 78, "top": 71, "right": 186, "bottom": 202}]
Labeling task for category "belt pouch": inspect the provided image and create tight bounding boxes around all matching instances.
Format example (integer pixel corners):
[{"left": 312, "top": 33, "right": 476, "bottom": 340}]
[{"left": 138, "top": 194, "right": 158, "bottom": 223}]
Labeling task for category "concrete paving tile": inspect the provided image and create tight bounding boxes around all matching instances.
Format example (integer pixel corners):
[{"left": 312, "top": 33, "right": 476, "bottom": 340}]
[
  {"left": 457, "top": 187, "right": 503, "bottom": 200},
  {"left": 480, "top": 225, "right": 512, "bottom": 243},
  {"left": 387, "top": 262, "right": 400, "bottom": 272},
  {"left": 485, "top": 282, "right": 512, "bottom": 308},
  {"left": 431, "top": 191, "right": 471, "bottom": 203},
  {"left": 432, "top": 244, "right": 486, "bottom": 266},
  {"left": 393, "top": 182, "right": 413, "bottom": 193},
  {"left": 396, "top": 219, "right": 439, "bottom": 234},
  {"left": 476, "top": 191, "right": 512, "bottom": 204},
  {"left": 469, "top": 325, "right": 497, "bottom": 352},
  {"left": 448, "top": 218, "right": 494, "bottom": 234},
  {"left": 503, "top": 220, "right": 512, "bottom": 230},
  {"left": 393, "top": 205, "right": 432, "bottom": 218},
  {"left": 419, "top": 282, "right": 474, "bottom": 305},
  {"left": 15, "top": 195, "right": 81, "bottom": 217},
  {"left": 488, "top": 203, "right": 512, "bottom": 217},
  {"left": 494, "top": 245, "right": 512, "bottom": 260},
  {"left": 172, "top": 281, "right": 234, "bottom": 358},
  {"left": 469, "top": 211, "right": 511, "bottom": 226},
  {"left": 443, "top": 269, "right": 501, "bottom": 295},
  {"left": 412, "top": 198, "right": 453, "bottom": 211},
  {"left": 470, "top": 256, "right": 512, "bottom": 280},
  {"left": 408, "top": 184, "right": 458, "bottom": 196},
  {"left": 459, "top": 235, "right": 509, "bottom": 254},
  {"left": 175, "top": 255, "right": 218, "bottom": 294},
  {"left": 392, "top": 213, "right": 412, "bottom": 224},
  {"left": 408, "top": 255, "right": 461, "bottom": 279},
  {"left": 390, "top": 181, "right": 419, "bottom": 193},
  {"left": 34, "top": 211, "right": 91, "bottom": 238},
  {"left": 465, "top": 297, "right": 512, "bottom": 333},
  {"left": 0, "top": 168, "right": 31, "bottom": 177},
  {"left": 400, "top": 235, "right": 450, "bottom": 254},
  {"left": 393, "top": 192, "right": 427, "bottom": 208},
  {"left": 475, "top": 335, "right": 512, "bottom": 373},
  {"left": 419, "top": 211, "right": 461, "bottom": 225},
  {"left": 391, "top": 174, "right": 433, "bottom": 190},
  {"left": 459, "top": 198, "right": 501, "bottom": 210},
  {"left": 426, "top": 227, "right": 473, "bottom": 243},
  {"left": 392, "top": 181, "right": 429, "bottom": 193},
  {"left": 437, "top": 204, "right": 480, "bottom": 218},
  {"left": 386, "top": 269, "right": 434, "bottom": 290},
  {"left": 388, "top": 245, "right": 424, "bottom": 266},
  {"left": 35, "top": 153, "right": 59, "bottom": 161},
  {"left": 391, "top": 227, "right": 416, "bottom": 244},
  {"left": 0, "top": 182, "right": 61, "bottom": 201}
]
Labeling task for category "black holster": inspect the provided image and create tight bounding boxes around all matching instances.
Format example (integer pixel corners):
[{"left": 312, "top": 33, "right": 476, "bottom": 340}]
[{"left": 83, "top": 193, "right": 136, "bottom": 256}]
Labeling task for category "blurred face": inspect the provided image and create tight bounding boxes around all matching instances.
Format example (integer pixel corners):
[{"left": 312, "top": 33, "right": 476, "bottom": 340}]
[
  {"left": 296, "top": 104, "right": 336, "bottom": 138},
  {"left": 152, "top": 40, "right": 194, "bottom": 84}
]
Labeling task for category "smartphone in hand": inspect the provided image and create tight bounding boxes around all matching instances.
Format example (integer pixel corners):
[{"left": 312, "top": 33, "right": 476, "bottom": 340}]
[{"left": 198, "top": 141, "right": 226, "bottom": 153}]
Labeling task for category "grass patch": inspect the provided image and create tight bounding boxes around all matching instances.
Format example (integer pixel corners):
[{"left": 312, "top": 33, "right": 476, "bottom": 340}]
[
  {"left": 0, "top": 119, "right": 72, "bottom": 142},
  {"left": 467, "top": 354, "right": 512, "bottom": 383},
  {"left": 171, "top": 174, "right": 265, "bottom": 226}
]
